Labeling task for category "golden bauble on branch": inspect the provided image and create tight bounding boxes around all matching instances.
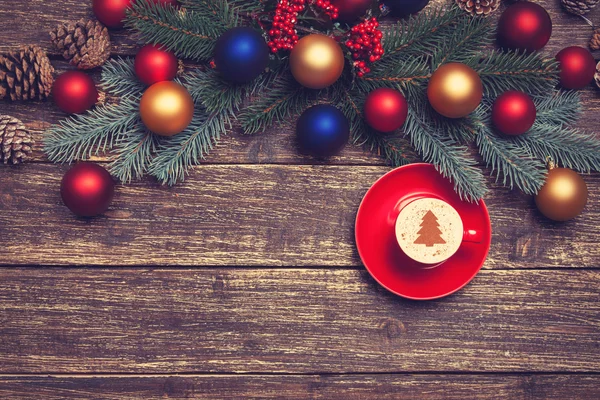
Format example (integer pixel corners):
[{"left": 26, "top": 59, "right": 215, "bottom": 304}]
[
  {"left": 535, "top": 167, "right": 588, "bottom": 221},
  {"left": 139, "top": 81, "right": 194, "bottom": 137},
  {"left": 290, "top": 34, "right": 345, "bottom": 89},
  {"left": 427, "top": 63, "right": 483, "bottom": 118}
]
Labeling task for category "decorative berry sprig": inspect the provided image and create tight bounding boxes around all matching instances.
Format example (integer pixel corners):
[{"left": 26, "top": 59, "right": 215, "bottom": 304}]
[
  {"left": 345, "top": 17, "right": 384, "bottom": 77},
  {"left": 312, "top": 0, "right": 339, "bottom": 20},
  {"left": 268, "top": 0, "right": 305, "bottom": 53}
]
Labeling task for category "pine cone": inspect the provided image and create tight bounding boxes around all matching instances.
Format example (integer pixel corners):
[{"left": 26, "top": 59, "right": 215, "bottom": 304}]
[
  {"left": 590, "top": 28, "right": 600, "bottom": 51},
  {"left": 561, "top": 0, "right": 600, "bottom": 15},
  {"left": 595, "top": 61, "right": 600, "bottom": 89},
  {"left": 50, "top": 19, "right": 111, "bottom": 70},
  {"left": 0, "top": 45, "right": 54, "bottom": 101},
  {"left": 456, "top": 0, "right": 500, "bottom": 16},
  {"left": 0, "top": 115, "right": 34, "bottom": 165}
]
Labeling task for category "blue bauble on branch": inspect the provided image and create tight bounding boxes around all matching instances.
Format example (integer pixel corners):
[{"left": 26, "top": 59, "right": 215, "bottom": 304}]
[
  {"left": 296, "top": 105, "right": 350, "bottom": 157},
  {"left": 383, "top": 0, "right": 430, "bottom": 16},
  {"left": 214, "top": 27, "right": 270, "bottom": 84}
]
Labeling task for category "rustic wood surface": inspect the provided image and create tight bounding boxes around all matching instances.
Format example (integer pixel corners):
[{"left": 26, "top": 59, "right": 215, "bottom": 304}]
[{"left": 0, "top": 0, "right": 599, "bottom": 398}]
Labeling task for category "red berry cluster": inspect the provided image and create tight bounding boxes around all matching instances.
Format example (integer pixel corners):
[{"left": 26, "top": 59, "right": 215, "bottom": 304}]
[
  {"left": 268, "top": 0, "right": 305, "bottom": 53},
  {"left": 345, "top": 17, "right": 384, "bottom": 77},
  {"left": 313, "top": 0, "right": 339, "bottom": 20},
  {"left": 267, "top": 0, "right": 339, "bottom": 54}
]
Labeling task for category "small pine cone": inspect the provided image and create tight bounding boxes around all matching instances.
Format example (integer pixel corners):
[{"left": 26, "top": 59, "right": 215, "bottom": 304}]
[
  {"left": 594, "top": 61, "right": 600, "bottom": 89},
  {"left": 561, "top": 0, "right": 600, "bottom": 15},
  {"left": 0, "top": 115, "right": 34, "bottom": 165},
  {"left": 0, "top": 45, "right": 54, "bottom": 101},
  {"left": 456, "top": 0, "right": 501, "bottom": 16},
  {"left": 50, "top": 19, "right": 111, "bottom": 70},
  {"left": 590, "top": 28, "right": 600, "bottom": 51}
]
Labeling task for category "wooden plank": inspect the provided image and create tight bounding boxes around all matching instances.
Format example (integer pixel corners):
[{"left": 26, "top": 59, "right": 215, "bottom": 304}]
[
  {"left": 0, "top": 164, "right": 598, "bottom": 267},
  {"left": 0, "top": 374, "right": 599, "bottom": 399},
  {"left": 0, "top": 268, "right": 598, "bottom": 373}
]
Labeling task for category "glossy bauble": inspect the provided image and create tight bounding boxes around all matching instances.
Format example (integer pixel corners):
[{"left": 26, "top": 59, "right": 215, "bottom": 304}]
[
  {"left": 139, "top": 81, "right": 194, "bottom": 136},
  {"left": 535, "top": 168, "right": 588, "bottom": 221},
  {"left": 492, "top": 91, "right": 536, "bottom": 136},
  {"left": 214, "top": 27, "right": 270, "bottom": 84},
  {"left": 61, "top": 163, "right": 115, "bottom": 217},
  {"left": 556, "top": 46, "right": 596, "bottom": 90},
  {"left": 53, "top": 71, "right": 98, "bottom": 114},
  {"left": 427, "top": 63, "right": 483, "bottom": 119},
  {"left": 331, "top": 0, "right": 373, "bottom": 23},
  {"left": 497, "top": 2, "right": 552, "bottom": 51},
  {"left": 290, "top": 34, "right": 345, "bottom": 89},
  {"left": 135, "top": 44, "right": 179, "bottom": 85},
  {"left": 92, "top": 0, "right": 133, "bottom": 29},
  {"left": 384, "top": 0, "right": 430, "bottom": 17},
  {"left": 296, "top": 105, "right": 350, "bottom": 157},
  {"left": 364, "top": 88, "right": 408, "bottom": 133}
]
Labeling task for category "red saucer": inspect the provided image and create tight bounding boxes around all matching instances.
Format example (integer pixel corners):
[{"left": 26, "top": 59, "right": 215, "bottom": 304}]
[{"left": 355, "top": 163, "right": 491, "bottom": 300}]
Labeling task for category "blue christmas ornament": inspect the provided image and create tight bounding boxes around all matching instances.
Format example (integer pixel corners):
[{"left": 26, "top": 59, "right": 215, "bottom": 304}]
[
  {"left": 214, "top": 27, "right": 270, "bottom": 84},
  {"left": 296, "top": 105, "right": 350, "bottom": 158}
]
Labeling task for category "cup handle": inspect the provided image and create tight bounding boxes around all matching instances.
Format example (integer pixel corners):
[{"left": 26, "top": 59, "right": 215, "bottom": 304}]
[{"left": 463, "top": 229, "right": 483, "bottom": 244}]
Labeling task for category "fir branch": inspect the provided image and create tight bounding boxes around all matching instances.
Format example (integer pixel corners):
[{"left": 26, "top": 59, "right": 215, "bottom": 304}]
[
  {"left": 514, "top": 125, "right": 600, "bottom": 173},
  {"left": 44, "top": 96, "right": 140, "bottom": 164},
  {"left": 240, "top": 72, "right": 323, "bottom": 135},
  {"left": 404, "top": 110, "right": 488, "bottom": 202},
  {"left": 148, "top": 109, "right": 226, "bottom": 185},
  {"left": 109, "top": 125, "right": 160, "bottom": 183},
  {"left": 100, "top": 57, "right": 146, "bottom": 97},
  {"left": 181, "top": 0, "right": 265, "bottom": 18},
  {"left": 474, "top": 112, "right": 546, "bottom": 195},
  {"left": 533, "top": 90, "right": 581, "bottom": 127},
  {"left": 185, "top": 68, "right": 245, "bottom": 115},
  {"left": 357, "top": 56, "right": 430, "bottom": 93},
  {"left": 125, "top": 0, "right": 229, "bottom": 62},
  {"left": 475, "top": 50, "right": 559, "bottom": 97},
  {"left": 432, "top": 15, "right": 492, "bottom": 68}
]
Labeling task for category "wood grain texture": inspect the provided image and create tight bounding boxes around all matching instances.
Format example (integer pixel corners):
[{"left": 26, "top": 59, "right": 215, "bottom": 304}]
[
  {"left": 0, "top": 268, "right": 598, "bottom": 374},
  {"left": 0, "top": 164, "right": 598, "bottom": 267},
  {"left": 1, "top": 374, "right": 599, "bottom": 399}
]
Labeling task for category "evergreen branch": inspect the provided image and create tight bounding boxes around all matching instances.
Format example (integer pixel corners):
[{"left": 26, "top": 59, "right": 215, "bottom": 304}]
[
  {"left": 185, "top": 68, "right": 245, "bottom": 115},
  {"left": 380, "top": 7, "right": 463, "bottom": 65},
  {"left": 358, "top": 56, "right": 430, "bottom": 92},
  {"left": 514, "top": 125, "right": 600, "bottom": 173},
  {"left": 109, "top": 125, "right": 160, "bottom": 183},
  {"left": 149, "top": 108, "right": 227, "bottom": 185},
  {"left": 125, "top": 0, "right": 229, "bottom": 62},
  {"left": 240, "top": 72, "right": 323, "bottom": 135},
  {"left": 44, "top": 96, "right": 140, "bottom": 163},
  {"left": 181, "top": 0, "right": 265, "bottom": 18},
  {"left": 475, "top": 50, "right": 559, "bottom": 97},
  {"left": 100, "top": 57, "right": 146, "bottom": 97},
  {"left": 432, "top": 15, "right": 492, "bottom": 67},
  {"left": 474, "top": 113, "right": 546, "bottom": 195},
  {"left": 533, "top": 90, "right": 581, "bottom": 127},
  {"left": 404, "top": 109, "right": 488, "bottom": 202}
]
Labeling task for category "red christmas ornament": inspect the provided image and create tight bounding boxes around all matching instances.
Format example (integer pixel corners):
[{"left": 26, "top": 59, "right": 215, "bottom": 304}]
[
  {"left": 331, "top": 0, "right": 372, "bottom": 23},
  {"left": 52, "top": 71, "right": 98, "bottom": 114},
  {"left": 497, "top": 2, "right": 552, "bottom": 51},
  {"left": 135, "top": 44, "right": 179, "bottom": 85},
  {"left": 492, "top": 91, "right": 536, "bottom": 136},
  {"left": 364, "top": 88, "right": 408, "bottom": 133},
  {"left": 61, "top": 163, "right": 115, "bottom": 217},
  {"left": 556, "top": 46, "right": 596, "bottom": 90},
  {"left": 92, "top": 0, "right": 133, "bottom": 29}
]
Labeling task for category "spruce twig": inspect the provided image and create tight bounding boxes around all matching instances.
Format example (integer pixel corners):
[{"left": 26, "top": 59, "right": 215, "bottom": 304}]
[{"left": 101, "top": 57, "right": 146, "bottom": 97}]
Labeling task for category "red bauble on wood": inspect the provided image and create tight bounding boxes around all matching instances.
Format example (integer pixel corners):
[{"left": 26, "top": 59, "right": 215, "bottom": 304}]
[
  {"left": 52, "top": 71, "right": 98, "bottom": 114},
  {"left": 61, "top": 163, "right": 115, "bottom": 217},
  {"left": 497, "top": 2, "right": 552, "bottom": 51},
  {"left": 556, "top": 46, "right": 596, "bottom": 90},
  {"left": 492, "top": 91, "right": 536, "bottom": 136},
  {"left": 331, "top": 0, "right": 372, "bottom": 23},
  {"left": 92, "top": 0, "right": 133, "bottom": 29},
  {"left": 364, "top": 88, "right": 408, "bottom": 133},
  {"left": 135, "top": 44, "right": 179, "bottom": 85}
]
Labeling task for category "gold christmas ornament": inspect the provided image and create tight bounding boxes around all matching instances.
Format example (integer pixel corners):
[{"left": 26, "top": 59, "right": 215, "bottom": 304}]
[
  {"left": 427, "top": 63, "right": 483, "bottom": 119},
  {"left": 290, "top": 34, "right": 345, "bottom": 89},
  {"left": 139, "top": 81, "right": 194, "bottom": 137},
  {"left": 535, "top": 167, "right": 588, "bottom": 222}
]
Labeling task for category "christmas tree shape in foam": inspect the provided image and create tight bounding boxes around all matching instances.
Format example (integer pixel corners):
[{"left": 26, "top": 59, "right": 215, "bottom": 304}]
[{"left": 414, "top": 211, "right": 446, "bottom": 247}]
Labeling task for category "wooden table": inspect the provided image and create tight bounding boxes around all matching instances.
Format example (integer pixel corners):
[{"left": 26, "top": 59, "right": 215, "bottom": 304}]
[{"left": 1, "top": 1, "right": 599, "bottom": 398}]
